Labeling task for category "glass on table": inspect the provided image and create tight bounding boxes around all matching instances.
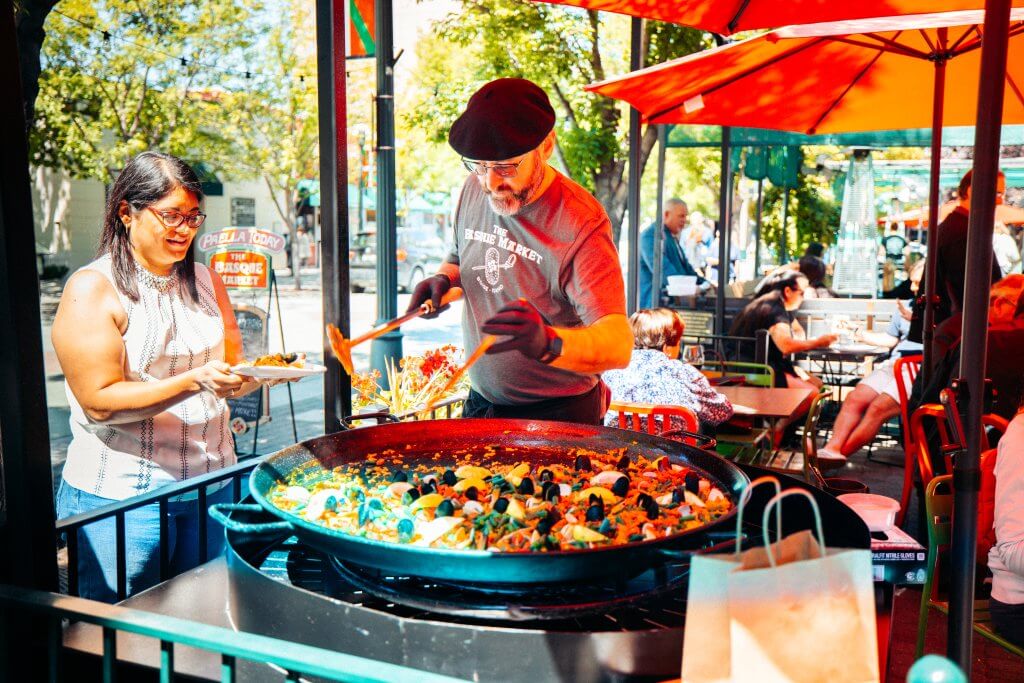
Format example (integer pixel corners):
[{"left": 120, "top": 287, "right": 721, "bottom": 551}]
[{"left": 682, "top": 344, "right": 705, "bottom": 368}]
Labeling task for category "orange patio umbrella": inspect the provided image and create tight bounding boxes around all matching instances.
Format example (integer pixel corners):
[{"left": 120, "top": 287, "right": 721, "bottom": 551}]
[
  {"left": 586, "top": 11, "right": 1024, "bottom": 132},
  {"left": 534, "top": 0, "right": 1024, "bottom": 34},
  {"left": 587, "top": 9, "right": 1023, "bottom": 393}
]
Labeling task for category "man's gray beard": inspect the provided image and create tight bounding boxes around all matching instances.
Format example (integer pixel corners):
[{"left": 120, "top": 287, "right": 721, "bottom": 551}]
[{"left": 486, "top": 161, "right": 545, "bottom": 216}]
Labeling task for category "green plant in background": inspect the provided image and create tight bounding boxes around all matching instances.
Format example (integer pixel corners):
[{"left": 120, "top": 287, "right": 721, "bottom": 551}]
[
  {"left": 404, "top": 1, "right": 711, "bottom": 242},
  {"left": 29, "top": 0, "right": 263, "bottom": 182},
  {"left": 761, "top": 161, "right": 841, "bottom": 263}
]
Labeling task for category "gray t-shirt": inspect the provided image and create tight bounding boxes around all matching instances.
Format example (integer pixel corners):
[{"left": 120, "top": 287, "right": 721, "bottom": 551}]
[{"left": 447, "top": 172, "right": 626, "bottom": 405}]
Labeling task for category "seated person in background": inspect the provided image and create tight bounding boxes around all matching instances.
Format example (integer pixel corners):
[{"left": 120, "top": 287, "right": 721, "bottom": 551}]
[
  {"left": 798, "top": 255, "right": 832, "bottom": 299},
  {"left": 989, "top": 408, "right": 1024, "bottom": 647},
  {"left": 729, "top": 271, "right": 837, "bottom": 442},
  {"left": 753, "top": 252, "right": 831, "bottom": 298},
  {"left": 603, "top": 309, "right": 733, "bottom": 432},
  {"left": 817, "top": 279, "right": 923, "bottom": 463}
]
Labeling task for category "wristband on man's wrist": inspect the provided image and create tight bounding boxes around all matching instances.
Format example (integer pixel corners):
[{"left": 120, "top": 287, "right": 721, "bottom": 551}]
[{"left": 537, "top": 327, "right": 562, "bottom": 364}]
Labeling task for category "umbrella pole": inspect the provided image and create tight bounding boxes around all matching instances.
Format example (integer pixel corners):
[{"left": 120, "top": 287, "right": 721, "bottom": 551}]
[
  {"left": 921, "top": 36, "right": 947, "bottom": 386},
  {"left": 780, "top": 188, "right": 790, "bottom": 263},
  {"left": 716, "top": 127, "right": 732, "bottom": 334},
  {"left": 949, "top": 0, "right": 1012, "bottom": 669},
  {"left": 626, "top": 17, "right": 643, "bottom": 315},
  {"left": 652, "top": 125, "right": 667, "bottom": 308},
  {"left": 754, "top": 178, "right": 763, "bottom": 279},
  {"left": 316, "top": 0, "right": 351, "bottom": 430}
]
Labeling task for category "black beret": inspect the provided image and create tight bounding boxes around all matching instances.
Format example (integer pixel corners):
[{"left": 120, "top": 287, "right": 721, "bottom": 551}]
[{"left": 448, "top": 78, "right": 556, "bottom": 161}]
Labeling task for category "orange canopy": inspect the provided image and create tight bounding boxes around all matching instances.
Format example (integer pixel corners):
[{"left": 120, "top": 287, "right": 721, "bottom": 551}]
[
  {"left": 586, "top": 11, "right": 1024, "bottom": 133},
  {"left": 535, "top": 0, "right": 1024, "bottom": 34}
]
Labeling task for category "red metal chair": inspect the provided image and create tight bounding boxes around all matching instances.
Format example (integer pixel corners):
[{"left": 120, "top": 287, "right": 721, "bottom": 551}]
[
  {"left": 893, "top": 354, "right": 922, "bottom": 526},
  {"left": 608, "top": 401, "right": 699, "bottom": 436},
  {"left": 908, "top": 404, "right": 1008, "bottom": 519}
]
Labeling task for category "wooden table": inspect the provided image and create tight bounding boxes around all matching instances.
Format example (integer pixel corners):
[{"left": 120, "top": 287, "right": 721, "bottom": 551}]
[{"left": 717, "top": 385, "right": 815, "bottom": 420}]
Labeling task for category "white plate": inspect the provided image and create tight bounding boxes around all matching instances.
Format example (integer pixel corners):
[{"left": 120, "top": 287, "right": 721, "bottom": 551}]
[
  {"left": 230, "top": 363, "right": 327, "bottom": 379},
  {"left": 830, "top": 343, "right": 882, "bottom": 354}
]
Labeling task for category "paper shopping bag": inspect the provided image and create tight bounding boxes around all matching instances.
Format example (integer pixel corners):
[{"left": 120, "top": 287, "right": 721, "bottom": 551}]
[
  {"left": 728, "top": 491, "right": 879, "bottom": 683},
  {"left": 681, "top": 476, "right": 782, "bottom": 683}
]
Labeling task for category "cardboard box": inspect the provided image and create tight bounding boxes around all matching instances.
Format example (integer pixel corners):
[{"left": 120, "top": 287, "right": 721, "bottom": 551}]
[{"left": 870, "top": 525, "right": 927, "bottom": 585}]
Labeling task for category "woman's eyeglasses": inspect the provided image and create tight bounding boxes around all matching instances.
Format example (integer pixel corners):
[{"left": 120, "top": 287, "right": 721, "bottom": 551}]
[
  {"left": 147, "top": 207, "right": 207, "bottom": 229},
  {"left": 461, "top": 157, "right": 525, "bottom": 178}
]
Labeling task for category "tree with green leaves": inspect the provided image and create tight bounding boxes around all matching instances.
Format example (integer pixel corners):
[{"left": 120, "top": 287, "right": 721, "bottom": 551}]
[
  {"left": 29, "top": 0, "right": 262, "bottom": 182},
  {"left": 405, "top": 2, "right": 710, "bottom": 242},
  {"left": 218, "top": 0, "right": 319, "bottom": 289}
]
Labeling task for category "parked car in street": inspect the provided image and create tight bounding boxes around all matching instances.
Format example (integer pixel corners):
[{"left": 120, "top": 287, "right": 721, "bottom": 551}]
[{"left": 350, "top": 226, "right": 448, "bottom": 293}]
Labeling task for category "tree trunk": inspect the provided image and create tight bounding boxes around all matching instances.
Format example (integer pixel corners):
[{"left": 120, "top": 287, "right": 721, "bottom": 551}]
[
  {"left": 593, "top": 123, "right": 660, "bottom": 245},
  {"left": 15, "top": 0, "right": 60, "bottom": 132}
]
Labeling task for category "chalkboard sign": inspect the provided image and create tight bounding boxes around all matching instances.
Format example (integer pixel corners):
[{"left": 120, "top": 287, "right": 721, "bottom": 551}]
[{"left": 228, "top": 304, "right": 270, "bottom": 426}]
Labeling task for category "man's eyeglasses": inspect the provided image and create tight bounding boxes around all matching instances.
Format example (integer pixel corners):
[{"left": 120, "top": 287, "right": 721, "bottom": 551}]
[
  {"left": 147, "top": 207, "right": 207, "bottom": 229},
  {"left": 461, "top": 157, "right": 525, "bottom": 178}
]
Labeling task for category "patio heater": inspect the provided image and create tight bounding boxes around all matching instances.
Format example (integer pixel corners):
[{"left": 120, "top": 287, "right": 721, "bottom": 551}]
[{"left": 832, "top": 149, "right": 880, "bottom": 296}]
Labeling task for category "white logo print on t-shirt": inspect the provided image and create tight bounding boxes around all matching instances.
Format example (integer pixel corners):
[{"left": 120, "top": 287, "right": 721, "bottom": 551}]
[
  {"left": 465, "top": 224, "right": 544, "bottom": 294},
  {"left": 472, "top": 247, "right": 516, "bottom": 291}
]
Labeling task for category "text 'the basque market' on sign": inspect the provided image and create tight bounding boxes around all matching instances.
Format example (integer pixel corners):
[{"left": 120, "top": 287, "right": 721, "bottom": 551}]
[{"left": 200, "top": 227, "right": 284, "bottom": 290}]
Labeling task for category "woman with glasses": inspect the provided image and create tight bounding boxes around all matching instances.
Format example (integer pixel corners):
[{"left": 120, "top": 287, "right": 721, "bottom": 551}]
[
  {"left": 52, "top": 151, "right": 264, "bottom": 601},
  {"left": 729, "top": 271, "right": 837, "bottom": 444}
]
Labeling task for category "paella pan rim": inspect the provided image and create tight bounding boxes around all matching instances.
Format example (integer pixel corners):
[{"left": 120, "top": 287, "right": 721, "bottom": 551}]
[{"left": 243, "top": 418, "right": 749, "bottom": 580}]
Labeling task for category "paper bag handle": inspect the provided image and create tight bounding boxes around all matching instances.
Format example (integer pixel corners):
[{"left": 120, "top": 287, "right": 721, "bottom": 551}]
[
  {"left": 761, "top": 489, "right": 826, "bottom": 567},
  {"left": 734, "top": 476, "right": 782, "bottom": 556}
]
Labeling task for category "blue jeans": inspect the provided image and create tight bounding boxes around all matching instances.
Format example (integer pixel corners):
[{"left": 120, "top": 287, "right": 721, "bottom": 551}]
[{"left": 56, "top": 480, "right": 233, "bottom": 602}]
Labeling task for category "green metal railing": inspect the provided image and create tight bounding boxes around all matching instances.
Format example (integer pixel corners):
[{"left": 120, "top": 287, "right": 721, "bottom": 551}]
[
  {"left": 57, "top": 456, "right": 264, "bottom": 600},
  {"left": 0, "top": 584, "right": 466, "bottom": 682}
]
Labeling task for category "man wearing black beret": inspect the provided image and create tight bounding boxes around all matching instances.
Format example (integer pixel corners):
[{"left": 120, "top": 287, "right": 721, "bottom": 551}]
[{"left": 407, "top": 78, "right": 632, "bottom": 424}]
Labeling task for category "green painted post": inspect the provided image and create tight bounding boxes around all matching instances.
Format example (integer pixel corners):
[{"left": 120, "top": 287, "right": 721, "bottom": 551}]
[
  {"left": 221, "top": 654, "right": 236, "bottom": 683},
  {"left": 161, "top": 640, "right": 174, "bottom": 682},
  {"left": 102, "top": 626, "right": 117, "bottom": 682}
]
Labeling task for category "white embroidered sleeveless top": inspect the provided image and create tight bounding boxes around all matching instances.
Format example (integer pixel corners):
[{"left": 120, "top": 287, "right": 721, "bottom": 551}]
[{"left": 61, "top": 254, "right": 236, "bottom": 500}]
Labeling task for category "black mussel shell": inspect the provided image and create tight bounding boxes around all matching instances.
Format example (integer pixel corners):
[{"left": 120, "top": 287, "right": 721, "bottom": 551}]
[
  {"left": 540, "top": 469, "right": 555, "bottom": 483},
  {"left": 645, "top": 501, "right": 660, "bottom": 520},
  {"left": 517, "top": 477, "right": 535, "bottom": 495},
  {"left": 684, "top": 471, "right": 700, "bottom": 494},
  {"left": 585, "top": 504, "right": 604, "bottom": 522},
  {"left": 391, "top": 470, "right": 408, "bottom": 483},
  {"left": 611, "top": 476, "right": 629, "bottom": 497},
  {"left": 436, "top": 500, "right": 455, "bottom": 517},
  {"left": 616, "top": 455, "right": 631, "bottom": 470},
  {"left": 442, "top": 469, "right": 457, "bottom": 486},
  {"left": 574, "top": 454, "right": 592, "bottom": 471},
  {"left": 493, "top": 497, "right": 510, "bottom": 514},
  {"left": 464, "top": 486, "right": 479, "bottom": 501},
  {"left": 637, "top": 492, "right": 653, "bottom": 509}
]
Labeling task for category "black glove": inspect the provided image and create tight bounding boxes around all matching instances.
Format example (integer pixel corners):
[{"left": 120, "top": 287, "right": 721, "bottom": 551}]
[
  {"left": 481, "top": 299, "right": 554, "bottom": 360},
  {"left": 406, "top": 274, "right": 451, "bottom": 318}
]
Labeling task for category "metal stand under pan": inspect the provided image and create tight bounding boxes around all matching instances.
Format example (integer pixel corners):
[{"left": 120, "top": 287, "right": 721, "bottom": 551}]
[
  {"left": 226, "top": 530, "right": 690, "bottom": 682},
  {"left": 325, "top": 553, "right": 690, "bottom": 622}
]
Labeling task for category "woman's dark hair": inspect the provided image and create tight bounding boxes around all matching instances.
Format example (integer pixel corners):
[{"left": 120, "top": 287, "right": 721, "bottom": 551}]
[
  {"left": 732, "top": 271, "right": 805, "bottom": 337},
  {"left": 98, "top": 151, "right": 203, "bottom": 303},
  {"left": 798, "top": 255, "right": 827, "bottom": 287}
]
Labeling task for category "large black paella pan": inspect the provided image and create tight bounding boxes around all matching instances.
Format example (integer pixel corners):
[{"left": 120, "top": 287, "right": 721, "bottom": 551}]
[{"left": 211, "top": 419, "right": 749, "bottom": 584}]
